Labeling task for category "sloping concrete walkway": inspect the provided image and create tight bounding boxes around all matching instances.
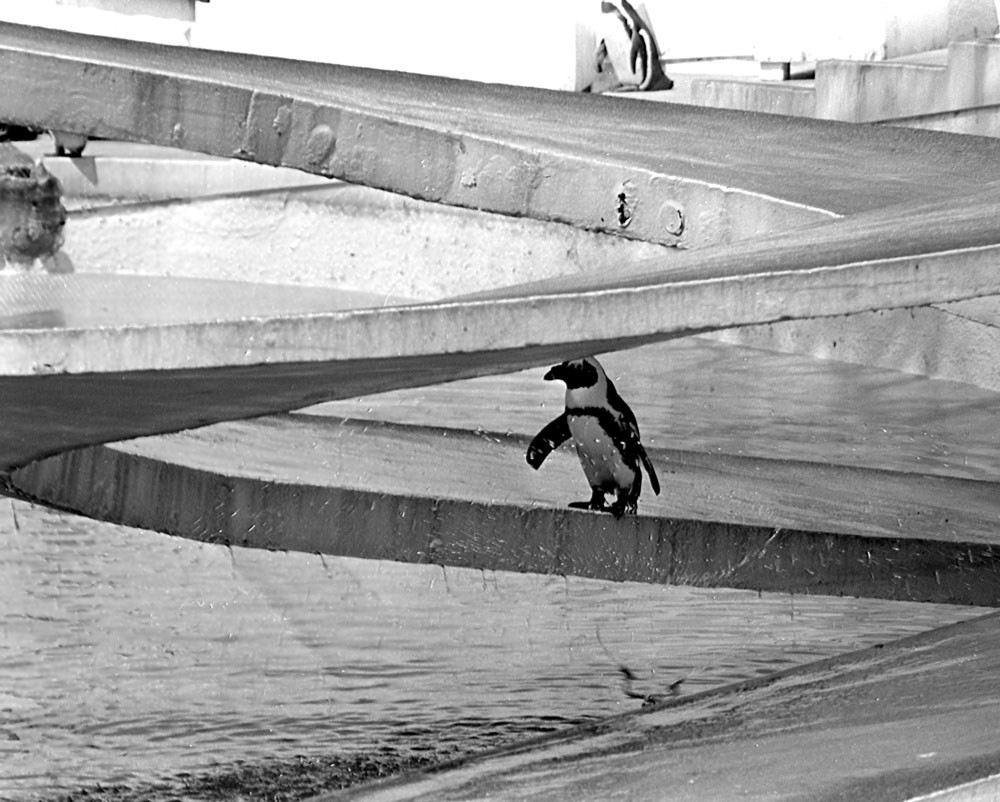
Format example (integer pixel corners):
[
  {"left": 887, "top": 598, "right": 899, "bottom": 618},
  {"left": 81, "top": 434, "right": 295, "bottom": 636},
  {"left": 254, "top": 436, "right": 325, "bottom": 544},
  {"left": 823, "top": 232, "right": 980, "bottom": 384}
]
[
  {"left": 327, "top": 610, "right": 1000, "bottom": 802},
  {"left": 10, "top": 338, "right": 1000, "bottom": 606}
]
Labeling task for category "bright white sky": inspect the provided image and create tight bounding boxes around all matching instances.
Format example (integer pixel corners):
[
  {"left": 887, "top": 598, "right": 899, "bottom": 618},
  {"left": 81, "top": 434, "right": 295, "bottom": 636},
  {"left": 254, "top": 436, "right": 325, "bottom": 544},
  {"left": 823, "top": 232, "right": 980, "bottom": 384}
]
[{"left": 1, "top": 0, "right": 998, "bottom": 90}]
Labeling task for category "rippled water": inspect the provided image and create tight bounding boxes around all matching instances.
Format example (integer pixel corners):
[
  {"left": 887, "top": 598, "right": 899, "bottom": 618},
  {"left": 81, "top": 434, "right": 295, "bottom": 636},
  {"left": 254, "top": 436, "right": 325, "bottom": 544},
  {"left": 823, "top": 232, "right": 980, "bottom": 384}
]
[{"left": 0, "top": 500, "right": 987, "bottom": 800}]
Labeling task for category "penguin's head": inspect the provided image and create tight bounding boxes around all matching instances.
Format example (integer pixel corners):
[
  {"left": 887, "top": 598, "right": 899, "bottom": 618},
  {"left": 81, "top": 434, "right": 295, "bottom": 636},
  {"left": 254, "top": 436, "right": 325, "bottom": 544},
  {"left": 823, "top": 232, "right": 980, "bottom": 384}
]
[{"left": 544, "top": 357, "right": 606, "bottom": 390}]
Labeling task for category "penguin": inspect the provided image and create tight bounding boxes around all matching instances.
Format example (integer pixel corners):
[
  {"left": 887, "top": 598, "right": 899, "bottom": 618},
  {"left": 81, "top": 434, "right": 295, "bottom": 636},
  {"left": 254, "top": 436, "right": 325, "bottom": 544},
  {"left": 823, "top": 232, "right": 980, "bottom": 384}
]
[{"left": 527, "top": 356, "right": 659, "bottom": 517}]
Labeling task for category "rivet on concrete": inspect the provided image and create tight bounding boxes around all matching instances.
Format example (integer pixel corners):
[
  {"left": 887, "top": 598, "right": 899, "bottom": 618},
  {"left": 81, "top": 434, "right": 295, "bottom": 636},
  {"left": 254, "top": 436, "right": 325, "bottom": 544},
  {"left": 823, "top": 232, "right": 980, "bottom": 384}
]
[
  {"left": 272, "top": 104, "right": 292, "bottom": 136},
  {"left": 304, "top": 123, "right": 336, "bottom": 168},
  {"left": 658, "top": 201, "right": 684, "bottom": 236},
  {"left": 169, "top": 122, "right": 184, "bottom": 148}
]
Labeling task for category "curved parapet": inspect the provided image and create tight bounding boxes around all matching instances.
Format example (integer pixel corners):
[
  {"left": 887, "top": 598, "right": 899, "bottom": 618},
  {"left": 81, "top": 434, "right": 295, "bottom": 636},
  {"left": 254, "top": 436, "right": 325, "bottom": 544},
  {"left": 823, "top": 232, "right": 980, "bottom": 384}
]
[{"left": 5, "top": 22, "right": 1000, "bottom": 244}]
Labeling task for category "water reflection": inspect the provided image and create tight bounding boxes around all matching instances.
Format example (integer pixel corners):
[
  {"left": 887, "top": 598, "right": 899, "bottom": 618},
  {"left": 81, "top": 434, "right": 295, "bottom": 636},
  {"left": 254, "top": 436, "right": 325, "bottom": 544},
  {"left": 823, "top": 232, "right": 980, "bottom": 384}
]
[{"left": 0, "top": 500, "right": 985, "bottom": 798}]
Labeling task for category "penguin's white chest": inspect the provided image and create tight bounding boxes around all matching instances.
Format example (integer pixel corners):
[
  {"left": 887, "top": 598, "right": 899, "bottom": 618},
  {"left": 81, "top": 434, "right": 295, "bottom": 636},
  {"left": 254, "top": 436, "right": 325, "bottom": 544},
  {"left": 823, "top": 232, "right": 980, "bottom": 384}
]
[{"left": 567, "top": 414, "right": 635, "bottom": 491}]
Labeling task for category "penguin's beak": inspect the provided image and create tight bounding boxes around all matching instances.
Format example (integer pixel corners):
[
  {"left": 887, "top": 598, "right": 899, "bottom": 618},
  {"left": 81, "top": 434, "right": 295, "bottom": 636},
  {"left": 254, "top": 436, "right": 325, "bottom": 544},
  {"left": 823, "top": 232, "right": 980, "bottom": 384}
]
[{"left": 543, "top": 364, "right": 562, "bottom": 381}]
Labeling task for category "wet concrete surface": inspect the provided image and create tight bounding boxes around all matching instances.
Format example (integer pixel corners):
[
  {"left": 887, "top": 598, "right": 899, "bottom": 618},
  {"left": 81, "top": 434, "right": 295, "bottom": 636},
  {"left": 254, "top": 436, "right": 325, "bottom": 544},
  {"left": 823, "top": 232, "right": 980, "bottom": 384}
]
[
  {"left": 40, "top": 753, "right": 447, "bottom": 802},
  {"left": 332, "top": 610, "right": 1000, "bottom": 801}
]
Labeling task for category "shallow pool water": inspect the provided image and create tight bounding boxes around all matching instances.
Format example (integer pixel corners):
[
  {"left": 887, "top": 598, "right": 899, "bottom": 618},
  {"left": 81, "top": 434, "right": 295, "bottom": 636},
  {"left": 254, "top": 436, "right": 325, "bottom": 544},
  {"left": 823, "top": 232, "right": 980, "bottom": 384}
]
[{"left": 0, "top": 500, "right": 986, "bottom": 800}]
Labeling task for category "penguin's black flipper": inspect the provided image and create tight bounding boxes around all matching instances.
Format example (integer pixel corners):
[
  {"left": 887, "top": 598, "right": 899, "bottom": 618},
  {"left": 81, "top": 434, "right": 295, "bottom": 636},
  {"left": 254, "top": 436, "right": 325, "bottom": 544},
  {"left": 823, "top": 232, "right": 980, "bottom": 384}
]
[
  {"left": 526, "top": 414, "right": 572, "bottom": 469},
  {"left": 639, "top": 446, "right": 660, "bottom": 495}
]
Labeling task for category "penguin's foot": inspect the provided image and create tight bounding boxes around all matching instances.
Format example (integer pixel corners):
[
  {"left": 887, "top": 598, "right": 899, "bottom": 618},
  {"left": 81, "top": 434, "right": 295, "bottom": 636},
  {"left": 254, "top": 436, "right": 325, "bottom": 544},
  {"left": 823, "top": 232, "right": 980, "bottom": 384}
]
[
  {"left": 568, "top": 499, "right": 608, "bottom": 512},
  {"left": 569, "top": 489, "right": 609, "bottom": 512},
  {"left": 609, "top": 497, "right": 638, "bottom": 518}
]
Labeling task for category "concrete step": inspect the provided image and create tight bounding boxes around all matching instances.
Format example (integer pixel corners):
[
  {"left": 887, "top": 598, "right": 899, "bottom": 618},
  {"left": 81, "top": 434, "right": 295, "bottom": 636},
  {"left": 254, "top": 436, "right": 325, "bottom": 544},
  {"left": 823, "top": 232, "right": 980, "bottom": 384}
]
[{"left": 687, "top": 38, "right": 1000, "bottom": 127}]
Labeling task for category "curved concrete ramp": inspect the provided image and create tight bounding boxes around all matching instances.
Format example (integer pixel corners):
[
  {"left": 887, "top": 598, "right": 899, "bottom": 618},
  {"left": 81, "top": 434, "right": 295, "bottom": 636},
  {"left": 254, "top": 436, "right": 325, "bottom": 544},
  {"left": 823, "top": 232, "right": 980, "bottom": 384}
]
[
  {"left": 10, "top": 339, "right": 1000, "bottom": 606},
  {"left": 468, "top": 185, "right": 1000, "bottom": 298},
  {"left": 6, "top": 22, "right": 1000, "bottom": 474},
  {"left": 5, "top": 237, "right": 1000, "bottom": 471},
  {"left": 5, "top": 20, "right": 1000, "bottom": 244}
]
